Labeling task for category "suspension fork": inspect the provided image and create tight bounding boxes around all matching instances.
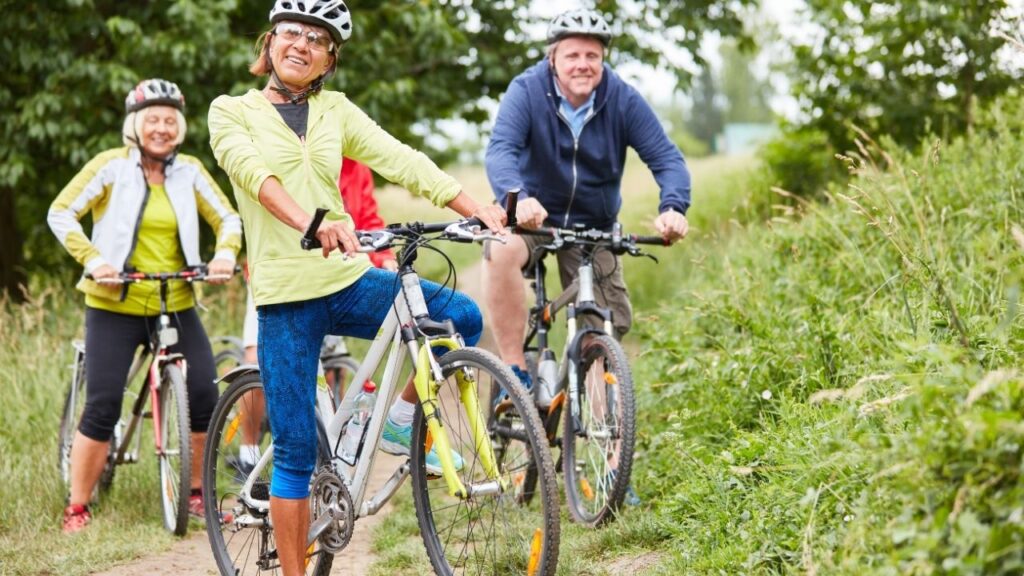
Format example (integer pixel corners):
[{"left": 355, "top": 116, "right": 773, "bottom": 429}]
[{"left": 413, "top": 338, "right": 503, "bottom": 498}]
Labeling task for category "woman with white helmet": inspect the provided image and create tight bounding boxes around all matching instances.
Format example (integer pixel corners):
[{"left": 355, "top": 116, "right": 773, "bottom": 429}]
[
  {"left": 48, "top": 78, "right": 242, "bottom": 533},
  {"left": 208, "top": 2, "right": 505, "bottom": 572}
]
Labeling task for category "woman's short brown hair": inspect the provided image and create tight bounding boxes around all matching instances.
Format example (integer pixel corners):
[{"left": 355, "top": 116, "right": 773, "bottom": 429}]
[{"left": 249, "top": 29, "right": 275, "bottom": 77}]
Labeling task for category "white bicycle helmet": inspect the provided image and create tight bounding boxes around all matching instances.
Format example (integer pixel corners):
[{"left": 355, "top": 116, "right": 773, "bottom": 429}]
[
  {"left": 124, "top": 78, "right": 185, "bottom": 113},
  {"left": 122, "top": 79, "right": 187, "bottom": 150},
  {"left": 547, "top": 9, "right": 612, "bottom": 46},
  {"left": 269, "top": 0, "right": 352, "bottom": 46}
]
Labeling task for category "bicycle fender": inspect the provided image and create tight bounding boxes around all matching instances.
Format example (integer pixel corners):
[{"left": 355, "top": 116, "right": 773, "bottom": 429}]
[
  {"left": 566, "top": 327, "right": 605, "bottom": 422},
  {"left": 215, "top": 364, "right": 261, "bottom": 386}
]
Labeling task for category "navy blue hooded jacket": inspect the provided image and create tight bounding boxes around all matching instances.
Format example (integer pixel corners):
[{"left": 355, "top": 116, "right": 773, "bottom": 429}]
[{"left": 485, "top": 60, "right": 690, "bottom": 231}]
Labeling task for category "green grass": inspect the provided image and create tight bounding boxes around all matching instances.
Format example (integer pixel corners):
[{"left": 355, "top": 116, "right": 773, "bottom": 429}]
[{"left": 15, "top": 128, "right": 1024, "bottom": 576}]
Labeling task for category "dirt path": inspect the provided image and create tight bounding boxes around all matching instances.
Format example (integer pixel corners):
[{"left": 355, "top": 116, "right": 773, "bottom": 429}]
[
  {"left": 93, "top": 452, "right": 407, "bottom": 576},
  {"left": 93, "top": 263, "right": 493, "bottom": 575}
]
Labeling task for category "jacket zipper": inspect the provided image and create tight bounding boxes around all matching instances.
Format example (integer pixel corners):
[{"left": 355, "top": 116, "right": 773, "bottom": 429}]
[
  {"left": 121, "top": 164, "right": 154, "bottom": 300},
  {"left": 556, "top": 110, "right": 596, "bottom": 228}
]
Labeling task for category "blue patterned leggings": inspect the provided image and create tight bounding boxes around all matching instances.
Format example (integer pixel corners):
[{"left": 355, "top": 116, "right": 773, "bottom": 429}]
[{"left": 257, "top": 268, "right": 482, "bottom": 498}]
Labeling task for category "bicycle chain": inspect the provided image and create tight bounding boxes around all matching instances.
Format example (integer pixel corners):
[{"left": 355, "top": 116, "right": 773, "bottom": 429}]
[{"left": 310, "top": 466, "right": 355, "bottom": 553}]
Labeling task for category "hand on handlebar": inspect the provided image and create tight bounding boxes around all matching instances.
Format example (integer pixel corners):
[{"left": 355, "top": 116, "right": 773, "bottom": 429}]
[
  {"left": 206, "top": 258, "right": 236, "bottom": 284},
  {"left": 315, "top": 219, "right": 360, "bottom": 259},
  {"left": 470, "top": 204, "right": 508, "bottom": 234},
  {"left": 654, "top": 209, "right": 688, "bottom": 244},
  {"left": 91, "top": 264, "right": 122, "bottom": 284},
  {"left": 515, "top": 197, "right": 548, "bottom": 230}
]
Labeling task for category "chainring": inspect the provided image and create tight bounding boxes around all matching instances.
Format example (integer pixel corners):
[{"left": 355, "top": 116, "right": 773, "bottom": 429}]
[{"left": 310, "top": 466, "right": 355, "bottom": 553}]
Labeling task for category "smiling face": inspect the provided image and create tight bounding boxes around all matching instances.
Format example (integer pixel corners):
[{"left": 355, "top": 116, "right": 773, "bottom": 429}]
[
  {"left": 269, "top": 20, "right": 336, "bottom": 90},
  {"left": 550, "top": 35, "right": 605, "bottom": 108},
  {"left": 140, "top": 105, "right": 180, "bottom": 159}
]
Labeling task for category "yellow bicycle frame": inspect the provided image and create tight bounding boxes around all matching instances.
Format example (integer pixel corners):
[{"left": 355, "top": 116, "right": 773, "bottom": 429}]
[{"left": 413, "top": 338, "right": 504, "bottom": 498}]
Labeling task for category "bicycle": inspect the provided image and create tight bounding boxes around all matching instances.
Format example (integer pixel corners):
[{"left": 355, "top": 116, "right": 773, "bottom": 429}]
[
  {"left": 57, "top": 266, "right": 229, "bottom": 535},
  {"left": 489, "top": 193, "right": 668, "bottom": 526},
  {"left": 203, "top": 210, "right": 560, "bottom": 575}
]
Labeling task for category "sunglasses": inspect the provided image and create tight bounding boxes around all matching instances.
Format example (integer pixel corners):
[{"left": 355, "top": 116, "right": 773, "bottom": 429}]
[{"left": 274, "top": 22, "right": 335, "bottom": 53}]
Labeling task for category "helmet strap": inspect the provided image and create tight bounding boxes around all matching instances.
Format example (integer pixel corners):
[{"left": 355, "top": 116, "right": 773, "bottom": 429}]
[{"left": 269, "top": 68, "right": 326, "bottom": 105}]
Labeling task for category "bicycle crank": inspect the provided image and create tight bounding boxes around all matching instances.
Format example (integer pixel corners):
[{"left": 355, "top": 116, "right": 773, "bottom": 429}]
[{"left": 309, "top": 466, "right": 355, "bottom": 553}]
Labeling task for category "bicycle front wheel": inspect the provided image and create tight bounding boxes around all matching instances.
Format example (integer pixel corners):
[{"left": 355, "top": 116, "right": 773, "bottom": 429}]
[
  {"left": 158, "top": 362, "right": 192, "bottom": 535},
  {"left": 204, "top": 373, "right": 334, "bottom": 576},
  {"left": 411, "top": 347, "right": 560, "bottom": 576},
  {"left": 562, "top": 334, "right": 636, "bottom": 526}
]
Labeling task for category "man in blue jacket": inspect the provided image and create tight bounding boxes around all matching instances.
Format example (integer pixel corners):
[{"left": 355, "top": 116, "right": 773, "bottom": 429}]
[
  {"left": 484, "top": 8, "right": 690, "bottom": 376},
  {"left": 483, "top": 9, "right": 690, "bottom": 505}
]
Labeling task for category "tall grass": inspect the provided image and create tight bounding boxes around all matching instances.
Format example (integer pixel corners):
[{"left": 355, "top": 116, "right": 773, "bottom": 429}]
[
  {"left": 0, "top": 279, "right": 247, "bottom": 575},
  {"left": 630, "top": 129, "right": 1024, "bottom": 573}
]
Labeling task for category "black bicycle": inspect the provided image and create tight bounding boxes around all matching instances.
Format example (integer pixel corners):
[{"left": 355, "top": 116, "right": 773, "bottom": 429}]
[{"left": 489, "top": 192, "right": 668, "bottom": 526}]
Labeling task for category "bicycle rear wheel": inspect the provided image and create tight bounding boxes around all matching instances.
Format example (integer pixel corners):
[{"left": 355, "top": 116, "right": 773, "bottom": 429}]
[
  {"left": 562, "top": 334, "right": 635, "bottom": 526},
  {"left": 158, "top": 362, "right": 192, "bottom": 535},
  {"left": 58, "top": 344, "right": 117, "bottom": 497},
  {"left": 204, "top": 373, "right": 334, "bottom": 576},
  {"left": 322, "top": 354, "right": 360, "bottom": 411},
  {"left": 411, "top": 347, "right": 560, "bottom": 576}
]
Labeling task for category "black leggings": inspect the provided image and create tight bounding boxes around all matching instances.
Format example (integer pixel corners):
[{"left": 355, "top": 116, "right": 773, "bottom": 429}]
[{"left": 80, "top": 307, "right": 219, "bottom": 441}]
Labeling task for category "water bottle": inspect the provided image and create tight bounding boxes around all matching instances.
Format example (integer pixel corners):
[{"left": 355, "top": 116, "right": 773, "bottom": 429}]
[
  {"left": 340, "top": 380, "right": 377, "bottom": 465},
  {"left": 535, "top": 349, "right": 559, "bottom": 408}
]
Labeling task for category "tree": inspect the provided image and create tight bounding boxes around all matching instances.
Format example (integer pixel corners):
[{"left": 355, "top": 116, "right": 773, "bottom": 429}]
[
  {"left": 720, "top": 40, "right": 773, "bottom": 124},
  {"left": 1, "top": 0, "right": 757, "bottom": 301},
  {"left": 790, "top": 0, "right": 1023, "bottom": 152},
  {"left": 688, "top": 66, "right": 724, "bottom": 152}
]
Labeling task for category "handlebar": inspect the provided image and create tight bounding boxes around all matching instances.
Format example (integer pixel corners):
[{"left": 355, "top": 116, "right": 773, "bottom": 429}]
[
  {"left": 513, "top": 224, "right": 669, "bottom": 257},
  {"left": 299, "top": 208, "right": 501, "bottom": 253},
  {"left": 86, "top": 264, "right": 242, "bottom": 285}
]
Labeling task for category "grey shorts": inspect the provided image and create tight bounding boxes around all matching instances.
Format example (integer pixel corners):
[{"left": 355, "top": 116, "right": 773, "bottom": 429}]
[{"left": 484, "top": 233, "right": 632, "bottom": 338}]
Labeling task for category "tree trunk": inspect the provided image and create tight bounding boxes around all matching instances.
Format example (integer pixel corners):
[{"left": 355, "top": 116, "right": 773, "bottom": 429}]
[{"left": 0, "top": 185, "right": 27, "bottom": 303}]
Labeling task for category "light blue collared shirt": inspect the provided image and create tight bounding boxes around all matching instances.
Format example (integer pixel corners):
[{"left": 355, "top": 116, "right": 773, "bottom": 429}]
[{"left": 553, "top": 81, "right": 596, "bottom": 139}]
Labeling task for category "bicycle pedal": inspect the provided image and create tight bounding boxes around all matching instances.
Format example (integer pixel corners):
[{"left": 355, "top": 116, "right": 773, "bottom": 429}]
[{"left": 142, "top": 411, "right": 153, "bottom": 418}]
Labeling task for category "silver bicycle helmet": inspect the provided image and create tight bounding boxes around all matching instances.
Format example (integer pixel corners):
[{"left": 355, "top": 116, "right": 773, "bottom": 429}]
[
  {"left": 546, "top": 9, "right": 612, "bottom": 46},
  {"left": 124, "top": 78, "right": 185, "bottom": 113},
  {"left": 269, "top": 0, "right": 352, "bottom": 46}
]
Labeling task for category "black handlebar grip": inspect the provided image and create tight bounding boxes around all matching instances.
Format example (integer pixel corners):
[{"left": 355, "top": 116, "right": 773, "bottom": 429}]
[
  {"left": 632, "top": 234, "right": 669, "bottom": 246},
  {"left": 505, "top": 188, "right": 520, "bottom": 228},
  {"left": 300, "top": 208, "right": 329, "bottom": 250}
]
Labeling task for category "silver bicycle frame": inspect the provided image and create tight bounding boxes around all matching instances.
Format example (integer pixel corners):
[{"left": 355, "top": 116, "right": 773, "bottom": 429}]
[{"left": 237, "top": 272, "right": 439, "bottom": 537}]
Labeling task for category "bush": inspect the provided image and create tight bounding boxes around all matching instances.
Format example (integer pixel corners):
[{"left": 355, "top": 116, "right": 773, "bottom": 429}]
[{"left": 759, "top": 127, "right": 845, "bottom": 201}]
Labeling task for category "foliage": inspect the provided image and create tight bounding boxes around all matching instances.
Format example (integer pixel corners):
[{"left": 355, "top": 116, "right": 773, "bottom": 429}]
[
  {"left": 759, "top": 126, "right": 844, "bottom": 202},
  {"left": 790, "top": 0, "right": 1024, "bottom": 152},
  {"left": 2, "top": 0, "right": 756, "bottom": 301},
  {"left": 687, "top": 66, "right": 724, "bottom": 152},
  {"left": 628, "top": 121, "right": 1024, "bottom": 572},
  {"left": 720, "top": 40, "right": 774, "bottom": 124}
]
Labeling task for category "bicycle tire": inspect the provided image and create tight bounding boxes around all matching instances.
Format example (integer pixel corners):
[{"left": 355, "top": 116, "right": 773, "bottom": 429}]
[
  {"left": 322, "top": 354, "right": 360, "bottom": 410},
  {"left": 58, "top": 348, "right": 117, "bottom": 498},
  {"left": 411, "top": 347, "right": 560, "bottom": 576},
  {"left": 158, "top": 362, "right": 192, "bottom": 535},
  {"left": 204, "top": 373, "right": 335, "bottom": 576},
  {"left": 488, "top": 349, "right": 546, "bottom": 507},
  {"left": 562, "top": 334, "right": 635, "bottom": 526}
]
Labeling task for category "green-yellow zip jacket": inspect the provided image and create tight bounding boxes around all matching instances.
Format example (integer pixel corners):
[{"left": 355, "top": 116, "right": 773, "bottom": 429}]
[{"left": 209, "top": 89, "right": 461, "bottom": 306}]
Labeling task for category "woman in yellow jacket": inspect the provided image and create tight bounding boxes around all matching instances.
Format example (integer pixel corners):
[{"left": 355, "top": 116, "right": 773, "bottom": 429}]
[
  {"left": 208, "top": 2, "right": 504, "bottom": 573},
  {"left": 48, "top": 79, "right": 241, "bottom": 533}
]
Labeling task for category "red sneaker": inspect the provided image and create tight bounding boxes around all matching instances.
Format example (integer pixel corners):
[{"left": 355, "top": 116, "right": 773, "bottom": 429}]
[
  {"left": 63, "top": 504, "right": 91, "bottom": 534},
  {"left": 189, "top": 492, "right": 233, "bottom": 525},
  {"left": 188, "top": 493, "right": 204, "bottom": 519}
]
